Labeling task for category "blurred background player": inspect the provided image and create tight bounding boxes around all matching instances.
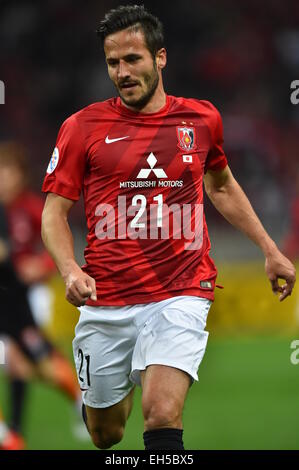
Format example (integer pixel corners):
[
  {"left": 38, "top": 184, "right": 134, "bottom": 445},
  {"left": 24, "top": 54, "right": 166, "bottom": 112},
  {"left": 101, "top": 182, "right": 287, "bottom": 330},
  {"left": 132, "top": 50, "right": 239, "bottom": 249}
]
[{"left": 0, "top": 142, "right": 86, "bottom": 447}]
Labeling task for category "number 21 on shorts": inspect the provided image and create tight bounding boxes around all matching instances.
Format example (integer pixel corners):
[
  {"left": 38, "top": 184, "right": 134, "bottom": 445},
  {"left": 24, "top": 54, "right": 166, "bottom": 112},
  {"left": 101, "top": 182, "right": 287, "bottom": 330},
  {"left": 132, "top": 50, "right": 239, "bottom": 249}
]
[{"left": 77, "top": 348, "right": 91, "bottom": 389}]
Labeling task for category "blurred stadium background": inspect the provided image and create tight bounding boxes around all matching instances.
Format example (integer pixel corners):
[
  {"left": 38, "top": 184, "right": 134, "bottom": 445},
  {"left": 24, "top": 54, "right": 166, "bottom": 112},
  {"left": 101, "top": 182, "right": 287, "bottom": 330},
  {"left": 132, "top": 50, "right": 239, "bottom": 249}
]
[{"left": 0, "top": 0, "right": 298, "bottom": 450}]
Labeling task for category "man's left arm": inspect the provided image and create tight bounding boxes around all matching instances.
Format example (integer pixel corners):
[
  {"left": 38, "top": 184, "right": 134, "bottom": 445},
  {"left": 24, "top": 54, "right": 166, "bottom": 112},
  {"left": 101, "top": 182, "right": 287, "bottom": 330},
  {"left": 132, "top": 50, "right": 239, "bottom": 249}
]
[{"left": 204, "top": 165, "right": 296, "bottom": 301}]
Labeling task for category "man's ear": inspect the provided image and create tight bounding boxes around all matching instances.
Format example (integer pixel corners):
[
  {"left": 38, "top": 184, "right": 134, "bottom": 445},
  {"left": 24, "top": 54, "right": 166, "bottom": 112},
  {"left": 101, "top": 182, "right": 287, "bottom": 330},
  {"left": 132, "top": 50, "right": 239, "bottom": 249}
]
[{"left": 156, "top": 48, "right": 167, "bottom": 69}]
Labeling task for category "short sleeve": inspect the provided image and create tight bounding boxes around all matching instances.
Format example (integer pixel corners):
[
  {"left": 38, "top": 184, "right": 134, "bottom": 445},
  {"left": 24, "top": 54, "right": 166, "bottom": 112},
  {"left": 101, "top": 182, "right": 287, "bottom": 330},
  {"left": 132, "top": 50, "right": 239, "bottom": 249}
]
[
  {"left": 42, "top": 114, "right": 86, "bottom": 201},
  {"left": 204, "top": 107, "right": 228, "bottom": 173}
]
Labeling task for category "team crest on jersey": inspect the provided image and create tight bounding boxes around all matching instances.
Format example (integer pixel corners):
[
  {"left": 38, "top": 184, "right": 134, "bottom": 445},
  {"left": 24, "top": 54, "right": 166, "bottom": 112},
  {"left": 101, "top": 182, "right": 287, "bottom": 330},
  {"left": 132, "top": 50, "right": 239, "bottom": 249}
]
[
  {"left": 47, "top": 147, "right": 59, "bottom": 174},
  {"left": 176, "top": 127, "right": 196, "bottom": 152}
]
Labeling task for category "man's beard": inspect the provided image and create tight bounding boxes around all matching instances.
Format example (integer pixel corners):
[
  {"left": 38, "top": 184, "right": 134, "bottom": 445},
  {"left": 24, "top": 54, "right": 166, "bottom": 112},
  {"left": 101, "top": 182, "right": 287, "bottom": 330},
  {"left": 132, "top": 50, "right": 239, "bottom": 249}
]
[{"left": 118, "top": 65, "right": 159, "bottom": 110}]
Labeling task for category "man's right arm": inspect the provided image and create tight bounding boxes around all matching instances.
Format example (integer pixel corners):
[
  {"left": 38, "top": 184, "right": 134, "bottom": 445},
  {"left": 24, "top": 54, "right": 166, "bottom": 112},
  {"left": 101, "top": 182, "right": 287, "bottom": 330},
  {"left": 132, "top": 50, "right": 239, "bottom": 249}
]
[{"left": 41, "top": 193, "right": 97, "bottom": 306}]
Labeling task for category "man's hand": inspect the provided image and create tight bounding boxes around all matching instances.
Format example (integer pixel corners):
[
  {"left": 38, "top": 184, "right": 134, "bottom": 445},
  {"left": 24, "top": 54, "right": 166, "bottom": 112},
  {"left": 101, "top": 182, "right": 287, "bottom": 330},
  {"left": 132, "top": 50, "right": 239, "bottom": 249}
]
[
  {"left": 265, "top": 250, "right": 296, "bottom": 302},
  {"left": 63, "top": 262, "right": 97, "bottom": 307}
]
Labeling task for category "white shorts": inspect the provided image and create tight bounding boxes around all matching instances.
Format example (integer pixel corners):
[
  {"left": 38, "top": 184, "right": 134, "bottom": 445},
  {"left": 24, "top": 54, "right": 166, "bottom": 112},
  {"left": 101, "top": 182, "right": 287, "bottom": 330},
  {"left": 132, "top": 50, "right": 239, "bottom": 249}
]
[{"left": 72, "top": 295, "right": 211, "bottom": 408}]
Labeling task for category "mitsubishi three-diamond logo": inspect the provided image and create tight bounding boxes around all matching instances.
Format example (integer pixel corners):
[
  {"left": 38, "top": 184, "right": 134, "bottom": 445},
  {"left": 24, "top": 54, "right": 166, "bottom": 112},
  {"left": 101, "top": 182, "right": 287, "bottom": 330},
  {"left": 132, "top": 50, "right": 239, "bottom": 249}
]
[{"left": 137, "top": 153, "right": 167, "bottom": 179}]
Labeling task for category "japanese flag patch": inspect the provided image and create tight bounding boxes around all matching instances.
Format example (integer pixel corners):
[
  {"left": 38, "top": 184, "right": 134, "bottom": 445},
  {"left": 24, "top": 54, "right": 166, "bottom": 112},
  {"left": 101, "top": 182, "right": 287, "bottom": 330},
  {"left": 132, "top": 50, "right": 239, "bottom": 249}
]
[{"left": 183, "top": 155, "right": 193, "bottom": 163}]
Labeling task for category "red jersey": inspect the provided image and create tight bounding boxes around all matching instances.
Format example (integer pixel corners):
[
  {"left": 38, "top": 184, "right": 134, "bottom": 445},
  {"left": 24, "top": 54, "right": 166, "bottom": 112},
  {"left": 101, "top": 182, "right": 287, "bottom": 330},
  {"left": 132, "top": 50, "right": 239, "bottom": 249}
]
[
  {"left": 6, "top": 191, "right": 55, "bottom": 276},
  {"left": 42, "top": 95, "right": 228, "bottom": 305}
]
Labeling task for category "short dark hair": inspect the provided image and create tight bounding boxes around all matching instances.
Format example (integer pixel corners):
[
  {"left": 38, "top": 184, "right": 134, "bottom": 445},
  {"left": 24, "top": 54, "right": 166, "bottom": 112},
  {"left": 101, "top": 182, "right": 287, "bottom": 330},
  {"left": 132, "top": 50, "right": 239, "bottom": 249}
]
[{"left": 96, "top": 4, "right": 164, "bottom": 58}]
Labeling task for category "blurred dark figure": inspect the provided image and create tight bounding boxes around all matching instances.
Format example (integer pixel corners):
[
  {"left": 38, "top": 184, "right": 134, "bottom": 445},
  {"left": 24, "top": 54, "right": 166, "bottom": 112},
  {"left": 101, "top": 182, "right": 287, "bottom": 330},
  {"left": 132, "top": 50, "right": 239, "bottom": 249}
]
[
  {"left": 0, "top": 142, "right": 84, "bottom": 449},
  {"left": 0, "top": 205, "right": 26, "bottom": 450}
]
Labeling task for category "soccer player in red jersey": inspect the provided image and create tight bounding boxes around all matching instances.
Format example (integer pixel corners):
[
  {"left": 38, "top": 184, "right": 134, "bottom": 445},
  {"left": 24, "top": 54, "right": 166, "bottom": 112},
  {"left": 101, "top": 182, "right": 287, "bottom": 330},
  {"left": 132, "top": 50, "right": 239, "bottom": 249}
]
[{"left": 41, "top": 5, "right": 296, "bottom": 450}]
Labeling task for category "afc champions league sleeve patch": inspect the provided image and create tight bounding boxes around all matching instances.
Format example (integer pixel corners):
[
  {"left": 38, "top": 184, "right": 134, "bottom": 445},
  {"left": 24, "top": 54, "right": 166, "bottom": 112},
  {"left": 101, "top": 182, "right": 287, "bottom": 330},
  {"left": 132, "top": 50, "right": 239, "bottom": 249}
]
[{"left": 47, "top": 147, "right": 59, "bottom": 174}]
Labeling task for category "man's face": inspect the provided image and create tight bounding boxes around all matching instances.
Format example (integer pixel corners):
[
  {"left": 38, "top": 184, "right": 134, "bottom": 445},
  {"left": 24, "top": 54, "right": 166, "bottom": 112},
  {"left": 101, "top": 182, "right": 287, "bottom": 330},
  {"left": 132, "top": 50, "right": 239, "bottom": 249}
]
[
  {"left": 0, "top": 163, "right": 24, "bottom": 204},
  {"left": 104, "top": 27, "right": 161, "bottom": 109}
]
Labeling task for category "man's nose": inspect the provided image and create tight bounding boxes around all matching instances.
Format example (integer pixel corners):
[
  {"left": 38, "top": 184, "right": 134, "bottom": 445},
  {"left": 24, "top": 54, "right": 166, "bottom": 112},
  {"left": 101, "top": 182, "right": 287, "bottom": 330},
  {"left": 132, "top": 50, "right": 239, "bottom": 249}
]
[{"left": 117, "top": 60, "right": 130, "bottom": 80}]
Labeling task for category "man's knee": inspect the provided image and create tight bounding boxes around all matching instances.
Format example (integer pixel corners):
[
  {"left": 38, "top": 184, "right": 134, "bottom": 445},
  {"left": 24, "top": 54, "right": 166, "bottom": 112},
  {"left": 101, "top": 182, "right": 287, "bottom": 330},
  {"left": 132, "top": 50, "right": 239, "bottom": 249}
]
[
  {"left": 90, "top": 425, "right": 124, "bottom": 449},
  {"left": 143, "top": 398, "right": 182, "bottom": 430}
]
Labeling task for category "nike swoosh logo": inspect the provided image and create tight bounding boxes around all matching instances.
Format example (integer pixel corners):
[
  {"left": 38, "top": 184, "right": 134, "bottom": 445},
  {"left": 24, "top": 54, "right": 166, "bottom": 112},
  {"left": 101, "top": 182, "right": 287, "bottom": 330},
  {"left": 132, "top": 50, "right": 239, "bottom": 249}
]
[{"left": 105, "top": 135, "right": 130, "bottom": 144}]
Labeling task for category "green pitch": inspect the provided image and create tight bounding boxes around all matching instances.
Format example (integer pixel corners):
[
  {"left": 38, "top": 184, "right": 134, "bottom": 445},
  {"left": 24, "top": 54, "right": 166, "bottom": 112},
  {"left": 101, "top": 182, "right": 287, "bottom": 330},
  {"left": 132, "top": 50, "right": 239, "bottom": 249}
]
[{"left": 1, "top": 335, "right": 298, "bottom": 450}]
